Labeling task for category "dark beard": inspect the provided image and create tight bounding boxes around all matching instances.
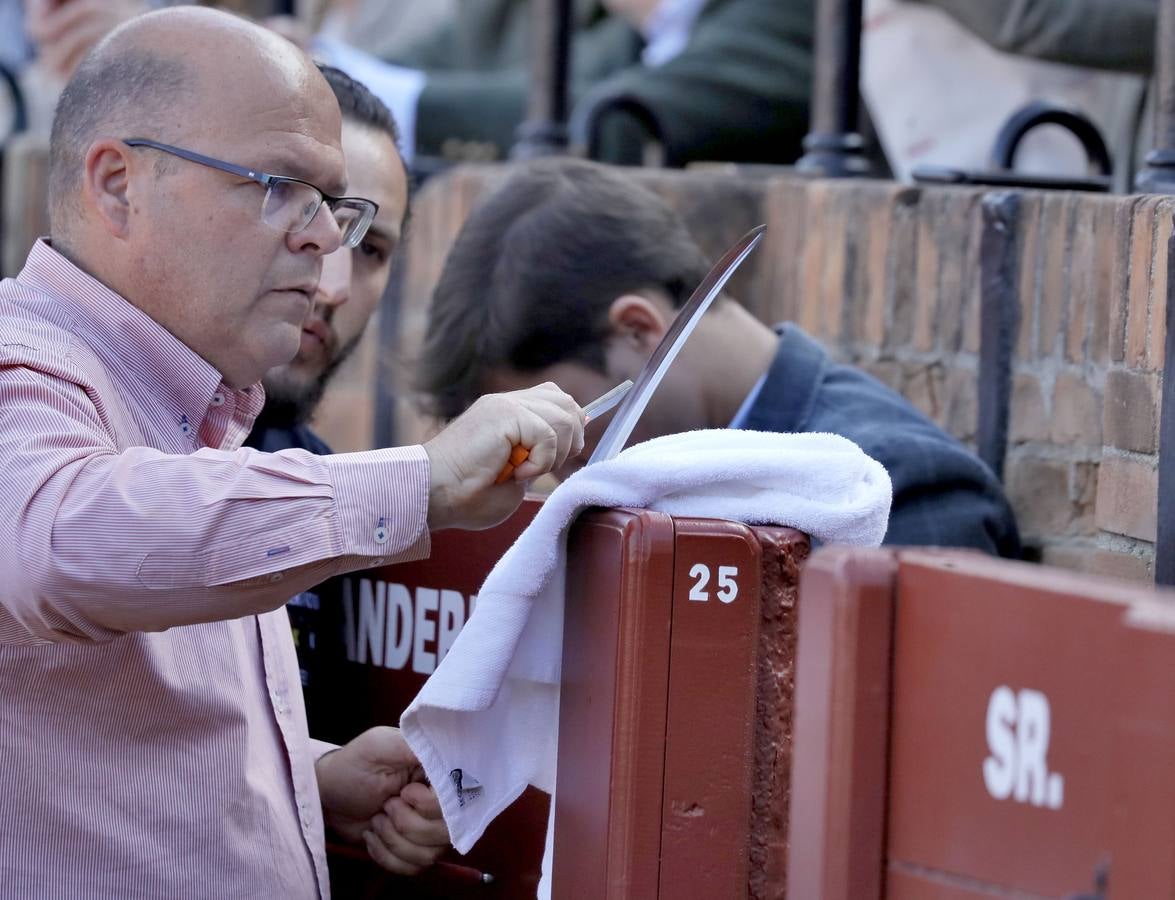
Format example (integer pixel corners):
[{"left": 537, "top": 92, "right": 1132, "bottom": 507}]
[{"left": 255, "top": 333, "right": 364, "bottom": 429}]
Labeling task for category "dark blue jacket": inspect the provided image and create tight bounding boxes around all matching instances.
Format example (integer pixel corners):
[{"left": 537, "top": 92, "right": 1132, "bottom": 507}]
[
  {"left": 243, "top": 422, "right": 332, "bottom": 456},
  {"left": 741, "top": 325, "right": 1020, "bottom": 556}
]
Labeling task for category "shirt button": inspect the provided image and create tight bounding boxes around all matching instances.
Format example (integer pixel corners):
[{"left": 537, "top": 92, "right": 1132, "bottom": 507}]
[
  {"left": 374, "top": 525, "right": 390, "bottom": 544},
  {"left": 210, "top": 393, "right": 226, "bottom": 407}
]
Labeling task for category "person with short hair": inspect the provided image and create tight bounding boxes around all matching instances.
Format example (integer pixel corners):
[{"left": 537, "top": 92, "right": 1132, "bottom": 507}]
[
  {"left": 0, "top": 8, "right": 583, "bottom": 896},
  {"left": 246, "top": 64, "right": 408, "bottom": 456},
  {"left": 419, "top": 158, "right": 1020, "bottom": 556}
]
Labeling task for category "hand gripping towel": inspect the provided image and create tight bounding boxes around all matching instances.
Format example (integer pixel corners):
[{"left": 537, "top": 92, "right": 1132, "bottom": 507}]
[{"left": 400, "top": 429, "right": 892, "bottom": 855}]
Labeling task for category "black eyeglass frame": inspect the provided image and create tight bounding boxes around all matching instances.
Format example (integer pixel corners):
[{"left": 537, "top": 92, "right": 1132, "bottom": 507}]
[{"left": 123, "top": 137, "right": 378, "bottom": 248}]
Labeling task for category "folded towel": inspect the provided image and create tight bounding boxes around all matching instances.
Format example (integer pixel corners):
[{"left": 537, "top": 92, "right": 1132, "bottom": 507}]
[{"left": 400, "top": 429, "right": 892, "bottom": 855}]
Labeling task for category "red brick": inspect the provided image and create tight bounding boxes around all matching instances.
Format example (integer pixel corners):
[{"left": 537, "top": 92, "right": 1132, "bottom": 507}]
[
  {"left": 1005, "top": 456, "right": 1076, "bottom": 537},
  {"left": 1126, "top": 196, "right": 1162, "bottom": 368},
  {"left": 1037, "top": 193, "right": 1072, "bottom": 358},
  {"left": 937, "top": 191, "right": 981, "bottom": 354},
  {"left": 885, "top": 193, "right": 921, "bottom": 351},
  {"left": 1071, "top": 461, "right": 1099, "bottom": 536},
  {"left": 1009, "top": 374, "right": 1048, "bottom": 444},
  {"left": 840, "top": 188, "right": 868, "bottom": 344},
  {"left": 943, "top": 365, "right": 978, "bottom": 443},
  {"left": 1147, "top": 202, "right": 1175, "bottom": 369},
  {"left": 1087, "top": 198, "right": 1122, "bottom": 367},
  {"left": 762, "top": 178, "right": 809, "bottom": 325},
  {"left": 861, "top": 185, "right": 919, "bottom": 348},
  {"left": 798, "top": 183, "right": 828, "bottom": 336},
  {"left": 1015, "top": 194, "right": 1043, "bottom": 362},
  {"left": 913, "top": 193, "right": 941, "bottom": 353},
  {"left": 860, "top": 191, "right": 893, "bottom": 346},
  {"left": 1109, "top": 196, "right": 1145, "bottom": 364},
  {"left": 816, "top": 186, "right": 849, "bottom": 343},
  {"left": 1095, "top": 454, "right": 1158, "bottom": 542},
  {"left": 1049, "top": 372, "right": 1101, "bottom": 448},
  {"left": 1087, "top": 548, "right": 1153, "bottom": 582},
  {"left": 1103, "top": 368, "right": 1159, "bottom": 454},
  {"left": 1065, "top": 199, "right": 1097, "bottom": 363}
]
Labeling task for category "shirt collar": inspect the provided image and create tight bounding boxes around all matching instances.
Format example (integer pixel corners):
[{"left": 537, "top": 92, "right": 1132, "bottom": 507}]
[{"left": 16, "top": 240, "right": 265, "bottom": 440}]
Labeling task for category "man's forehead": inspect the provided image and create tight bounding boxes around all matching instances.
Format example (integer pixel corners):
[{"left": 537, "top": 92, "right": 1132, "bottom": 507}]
[
  {"left": 188, "top": 57, "right": 346, "bottom": 192},
  {"left": 340, "top": 123, "right": 407, "bottom": 232},
  {"left": 237, "top": 129, "right": 348, "bottom": 195}
]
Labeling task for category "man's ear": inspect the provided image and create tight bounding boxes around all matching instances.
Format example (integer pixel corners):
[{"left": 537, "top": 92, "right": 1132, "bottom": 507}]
[
  {"left": 81, "top": 139, "right": 136, "bottom": 238},
  {"left": 606, "top": 293, "right": 671, "bottom": 353}
]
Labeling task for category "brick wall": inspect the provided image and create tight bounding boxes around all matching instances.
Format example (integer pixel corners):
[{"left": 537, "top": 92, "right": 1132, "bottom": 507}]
[
  {"left": 389, "top": 164, "right": 1173, "bottom": 580},
  {"left": 760, "top": 179, "right": 1167, "bottom": 579}
]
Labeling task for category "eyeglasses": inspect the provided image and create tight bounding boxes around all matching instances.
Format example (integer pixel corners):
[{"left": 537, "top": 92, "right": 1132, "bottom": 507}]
[{"left": 123, "top": 138, "right": 378, "bottom": 249}]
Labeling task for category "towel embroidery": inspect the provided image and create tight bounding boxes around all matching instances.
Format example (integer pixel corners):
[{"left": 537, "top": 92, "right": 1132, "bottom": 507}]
[{"left": 450, "top": 768, "right": 483, "bottom": 808}]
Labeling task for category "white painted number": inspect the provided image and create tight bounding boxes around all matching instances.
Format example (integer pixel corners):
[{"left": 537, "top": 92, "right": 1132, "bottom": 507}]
[
  {"left": 716, "top": 566, "right": 739, "bottom": 603},
  {"left": 687, "top": 564, "right": 740, "bottom": 603},
  {"left": 688, "top": 563, "right": 710, "bottom": 601}
]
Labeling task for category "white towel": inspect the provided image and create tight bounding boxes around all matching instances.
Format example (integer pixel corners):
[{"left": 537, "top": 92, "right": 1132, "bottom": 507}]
[{"left": 400, "top": 429, "right": 892, "bottom": 856}]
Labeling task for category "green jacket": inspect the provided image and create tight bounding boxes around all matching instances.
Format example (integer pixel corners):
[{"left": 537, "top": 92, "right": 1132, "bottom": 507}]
[
  {"left": 390, "top": 0, "right": 638, "bottom": 158},
  {"left": 585, "top": 0, "right": 814, "bottom": 166},
  {"left": 910, "top": 0, "right": 1156, "bottom": 74},
  {"left": 391, "top": 0, "right": 814, "bottom": 166}
]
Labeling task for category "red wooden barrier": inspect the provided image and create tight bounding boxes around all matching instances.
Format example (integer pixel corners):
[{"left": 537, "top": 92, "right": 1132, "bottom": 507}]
[
  {"left": 308, "top": 502, "right": 808, "bottom": 898},
  {"left": 790, "top": 547, "right": 1175, "bottom": 900}
]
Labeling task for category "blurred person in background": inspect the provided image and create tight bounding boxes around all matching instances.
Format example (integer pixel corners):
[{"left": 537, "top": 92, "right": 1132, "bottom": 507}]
[
  {"left": 865, "top": 0, "right": 1155, "bottom": 187},
  {"left": 243, "top": 64, "right": 409, "bottom": 704},
  {"left": 20, "top": 0, "right": 816, "bottom": 168},
  {"left": 245, "top": 64, "right": 407, "bottom": 457},
  {"left": 315, "top": 0, "right": 815, "bottom": 168}
]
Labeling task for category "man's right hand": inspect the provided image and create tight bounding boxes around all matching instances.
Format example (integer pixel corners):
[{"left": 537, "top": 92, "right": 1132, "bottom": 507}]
[{"left": 423, "top": 383, "right": 585, "bottom": 531}]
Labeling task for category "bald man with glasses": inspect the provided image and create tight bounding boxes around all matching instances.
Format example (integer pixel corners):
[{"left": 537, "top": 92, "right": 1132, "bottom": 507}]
[{"left": 0, "top": 8, "right": 583, "bottom": 898}]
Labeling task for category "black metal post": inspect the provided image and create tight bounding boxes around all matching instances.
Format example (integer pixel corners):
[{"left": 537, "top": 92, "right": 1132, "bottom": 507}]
[
  {"left": 511, "top": 0, "right": 573, "bottom": 159},
  {"left": 1156, "top": 215, "right": 1175, "bottom": 584},
  {"left": 796, "top": 0, "right": 870, "bottom": 177},
  {"left": 976, "top": 192, "right": 1022, "bottom": 484},
  {"left": 1135, "top": 0, "right": 1175, "bottom": 191}
]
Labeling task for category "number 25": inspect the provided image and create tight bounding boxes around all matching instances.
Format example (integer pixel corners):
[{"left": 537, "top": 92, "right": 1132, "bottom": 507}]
[{"left": 688, "top": 564, "right": 739, "bottom": 603}]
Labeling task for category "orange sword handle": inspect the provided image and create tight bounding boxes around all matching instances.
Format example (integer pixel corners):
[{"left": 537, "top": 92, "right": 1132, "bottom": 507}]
[
  {"left": 495, "top": 445, "right": 531, "bottom": 485},
  {"left": 492, "top": 379, "right": 633, "bottom": 485}
]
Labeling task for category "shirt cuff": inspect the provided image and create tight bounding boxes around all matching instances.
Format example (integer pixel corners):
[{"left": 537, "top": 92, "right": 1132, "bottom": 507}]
[
  {"left": 309, "top": 738, "right": 340, "bottom": 765},
  {"left": 322, "top": 445, "right": 431, "bottom": 564}
]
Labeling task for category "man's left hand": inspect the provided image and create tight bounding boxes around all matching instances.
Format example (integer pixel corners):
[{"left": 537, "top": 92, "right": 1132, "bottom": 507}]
[{"left": 316, "top": 726, "right": 450, "bottom": 874}]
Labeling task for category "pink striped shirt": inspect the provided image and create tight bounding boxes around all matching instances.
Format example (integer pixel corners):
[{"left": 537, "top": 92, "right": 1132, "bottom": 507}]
[{"left": 0, "top": 241, "right": 431, "bottom": 898}]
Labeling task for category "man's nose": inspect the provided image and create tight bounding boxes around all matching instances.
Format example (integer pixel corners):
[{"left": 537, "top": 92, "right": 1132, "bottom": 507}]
[
  {"left": 315, "top": 245, "right": 352, "bottom": 309},
  {"left": 289, "top": 204, "right": 344, "bottom": 257}
]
